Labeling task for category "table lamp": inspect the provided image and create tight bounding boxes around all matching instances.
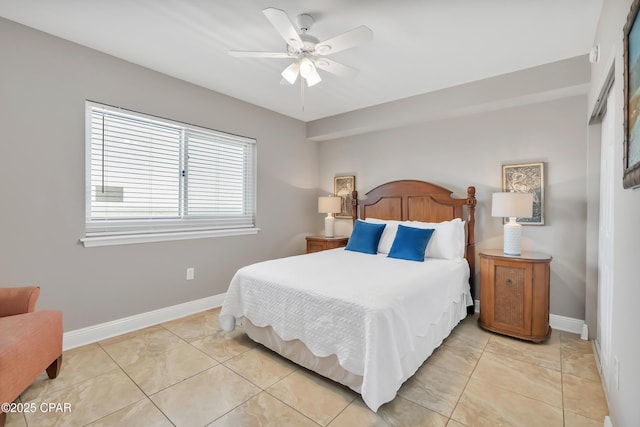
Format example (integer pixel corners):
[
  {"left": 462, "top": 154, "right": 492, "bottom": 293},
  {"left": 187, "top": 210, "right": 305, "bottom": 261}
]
[
  {"left": 491, "top": 192, "right": 534, "bottom": 256},
  {"left": 318, "top": 196, "right": 342, "bottom": 237}
]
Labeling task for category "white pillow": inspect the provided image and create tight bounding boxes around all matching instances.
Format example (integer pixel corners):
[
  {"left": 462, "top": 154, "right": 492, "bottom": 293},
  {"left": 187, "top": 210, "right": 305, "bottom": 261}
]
[
  {"left": 364, "top": 218, "right": 403, "bottom": 254},
  {"left": 407, "top": 218, "right": 466, "bottom": 260},
  {"left": 364, "top": 217, "right": 466, "bottom": 259}
]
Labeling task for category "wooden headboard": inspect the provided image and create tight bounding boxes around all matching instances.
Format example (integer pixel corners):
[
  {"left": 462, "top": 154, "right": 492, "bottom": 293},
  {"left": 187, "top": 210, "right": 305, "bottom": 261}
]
[{"left": 351, "top": 180, "right": 477, "bottom": 313}]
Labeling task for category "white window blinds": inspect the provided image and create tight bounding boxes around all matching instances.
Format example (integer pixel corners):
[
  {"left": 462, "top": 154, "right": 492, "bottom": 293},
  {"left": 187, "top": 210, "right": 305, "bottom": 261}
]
[{"left": 84, "top": 102, "right": 256, "bottom": 242}]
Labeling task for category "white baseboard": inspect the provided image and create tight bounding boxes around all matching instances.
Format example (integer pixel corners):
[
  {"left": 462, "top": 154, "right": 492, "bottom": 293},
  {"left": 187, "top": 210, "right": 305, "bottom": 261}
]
[
  {"left": 604, "top": 416, "right": 613, "bottom": 427},
  {"left": 63, "top": 293, "right": 226, "bottom": 350},
  {"left": 474, "top": 300, "right": 585, "bottom": 335},
  {"left": 549, "top": 313, "right": 585, "bottom": 335},
  {"left": 65, "top": 295, "right": 587, "bottom": 351}
]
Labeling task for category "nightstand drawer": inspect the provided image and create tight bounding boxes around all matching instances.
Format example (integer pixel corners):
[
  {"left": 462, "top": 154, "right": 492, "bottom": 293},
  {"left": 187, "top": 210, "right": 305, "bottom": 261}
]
[
  {"left": 307, "top": 240, "right": 328, "bottom": 253},
  {"left": 306, "top": 236, "right": 348, "bottom": 254}
]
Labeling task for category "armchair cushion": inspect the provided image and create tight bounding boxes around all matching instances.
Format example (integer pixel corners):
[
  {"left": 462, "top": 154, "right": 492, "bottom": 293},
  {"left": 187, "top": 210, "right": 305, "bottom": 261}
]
[
  {"left": 0, "top": 286, "right": 40, "bottom": 317},
  {"left": 0, "top": 287, "right": 62, "bottom": 425},
  {"left": 0, "top": 311, "right": 63, "bottom": 411}
]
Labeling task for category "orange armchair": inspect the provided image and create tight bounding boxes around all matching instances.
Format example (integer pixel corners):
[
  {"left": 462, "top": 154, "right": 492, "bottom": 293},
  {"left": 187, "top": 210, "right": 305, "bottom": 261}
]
[{"left": 0, "top": 287, "right": 62, "bottom": 426}]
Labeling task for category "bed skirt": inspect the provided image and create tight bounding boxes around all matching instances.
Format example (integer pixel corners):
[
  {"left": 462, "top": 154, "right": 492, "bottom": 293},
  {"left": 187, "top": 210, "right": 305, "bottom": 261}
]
[{"left": 240, "top": 291, "right": 470, "bottom": 406}]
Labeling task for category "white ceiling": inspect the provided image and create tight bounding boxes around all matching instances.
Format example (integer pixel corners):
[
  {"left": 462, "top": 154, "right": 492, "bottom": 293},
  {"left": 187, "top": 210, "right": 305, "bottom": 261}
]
[{"left": 0, "top": 0, "right": 602, "bottom": 122}]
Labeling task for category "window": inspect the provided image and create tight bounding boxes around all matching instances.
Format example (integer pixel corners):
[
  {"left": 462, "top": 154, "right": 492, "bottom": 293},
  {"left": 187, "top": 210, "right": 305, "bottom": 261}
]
[{"left": 82, "top": 101, "right": 257, "bottom": 247}]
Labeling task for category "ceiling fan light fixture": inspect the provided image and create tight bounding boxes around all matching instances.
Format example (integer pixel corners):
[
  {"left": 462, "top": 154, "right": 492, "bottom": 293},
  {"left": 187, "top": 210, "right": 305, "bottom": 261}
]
[
  {"left": 298, "top": 57, "right": 315, "bottom": 78},
  {"left": 305, "top": 66, "right": 322, "bottom": 87},
  {"left": 281, "top": 62, "right": 300, "bottom": 84}
]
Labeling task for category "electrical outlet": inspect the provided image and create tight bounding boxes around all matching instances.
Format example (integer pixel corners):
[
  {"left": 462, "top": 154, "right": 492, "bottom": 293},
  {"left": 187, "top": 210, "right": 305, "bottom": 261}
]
[
  {"left": 186, "top": 268, "right": 195, "bottom": 280},
  {"left": 613, "top": 357, "right": 620, "bottom": 390}
]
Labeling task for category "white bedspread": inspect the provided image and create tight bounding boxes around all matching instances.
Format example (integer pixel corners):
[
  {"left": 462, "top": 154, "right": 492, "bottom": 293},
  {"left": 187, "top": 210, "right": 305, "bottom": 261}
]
[{"left": 219, "top": 248, "right": 471, "bottom": 411}]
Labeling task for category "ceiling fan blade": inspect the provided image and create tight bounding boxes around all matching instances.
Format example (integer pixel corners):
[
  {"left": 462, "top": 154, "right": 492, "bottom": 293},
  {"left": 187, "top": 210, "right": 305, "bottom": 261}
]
[
  {"left": 229, "top": 51, "right": 292, "bottom": 58},
  {"left": 262, "top": 7, "right": 304, "bottom": 50},
  {"left": 315, "top": 25, "right": 373, "bottom": 55},
  {"left": 314, "top": 58, "right": 359, "bottom": 78}
]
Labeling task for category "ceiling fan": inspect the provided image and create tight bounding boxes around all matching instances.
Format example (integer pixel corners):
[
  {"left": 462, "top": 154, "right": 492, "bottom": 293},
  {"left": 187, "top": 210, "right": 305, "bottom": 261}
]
[{"left": 229, "top": 8, "right": 373, "bottom": 88}]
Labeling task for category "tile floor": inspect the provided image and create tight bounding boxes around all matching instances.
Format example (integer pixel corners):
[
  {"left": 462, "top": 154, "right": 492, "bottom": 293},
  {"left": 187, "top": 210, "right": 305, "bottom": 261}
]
[{"left": 6, "top": 309, "right": 609, "bottom": 427}]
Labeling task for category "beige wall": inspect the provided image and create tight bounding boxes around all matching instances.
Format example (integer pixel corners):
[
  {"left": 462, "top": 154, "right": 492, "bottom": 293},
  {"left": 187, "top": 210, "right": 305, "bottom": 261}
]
[
  {"left": 589, "top": 0, "right": 640, "bottom": 425},
  {"left": 317, "top": 92, "right": 588, "bottom": 320},
  {"left": 0, "top": 18, "right": 318, "bottom": 331}
]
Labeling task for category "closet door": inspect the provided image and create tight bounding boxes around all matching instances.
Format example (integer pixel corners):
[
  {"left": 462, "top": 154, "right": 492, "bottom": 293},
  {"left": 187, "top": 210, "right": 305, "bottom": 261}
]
[{"left": 597, "top": 87, "right": 614, "bottom": 392}]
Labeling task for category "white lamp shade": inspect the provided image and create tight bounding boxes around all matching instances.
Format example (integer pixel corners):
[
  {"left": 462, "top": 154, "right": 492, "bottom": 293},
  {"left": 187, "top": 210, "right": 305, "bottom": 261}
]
[
  {"left": 318, "top": 196, "right": 342, "bottom": 214},
  {"left": 491, "top": 192, "right": 534, "bottom": 219}
]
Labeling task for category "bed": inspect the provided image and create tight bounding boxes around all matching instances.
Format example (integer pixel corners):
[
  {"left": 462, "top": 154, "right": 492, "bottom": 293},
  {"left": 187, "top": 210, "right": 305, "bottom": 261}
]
[{"left": 219, "top": 180, "right": 477, "bottom": 411}]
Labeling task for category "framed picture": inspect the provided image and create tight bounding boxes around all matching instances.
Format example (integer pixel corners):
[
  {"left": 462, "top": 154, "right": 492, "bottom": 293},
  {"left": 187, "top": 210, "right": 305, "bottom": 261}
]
[
  {"left": 502, "top": 162, "right": 544, "bottom": 225},
  {"left": 334, "top": 175, "right": 355, "bottom": 219},
  {"left": 624, "top": 0, "right": 640, "bottom": 189}
]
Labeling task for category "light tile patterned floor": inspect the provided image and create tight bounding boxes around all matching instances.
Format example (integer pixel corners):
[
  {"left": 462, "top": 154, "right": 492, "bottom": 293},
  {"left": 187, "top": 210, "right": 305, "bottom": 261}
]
[{"left": 6, "top": 310, "right": 609, "bottom": 427}]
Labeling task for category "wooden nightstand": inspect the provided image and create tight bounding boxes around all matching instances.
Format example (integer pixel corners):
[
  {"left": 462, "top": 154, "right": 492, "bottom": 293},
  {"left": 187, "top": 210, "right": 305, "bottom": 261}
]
[
  {"left": 478, "top": 249, "right": 552, "bottom": 343},
  {"left": 305, "top": 235, "right": 348, "bottom": 254}
]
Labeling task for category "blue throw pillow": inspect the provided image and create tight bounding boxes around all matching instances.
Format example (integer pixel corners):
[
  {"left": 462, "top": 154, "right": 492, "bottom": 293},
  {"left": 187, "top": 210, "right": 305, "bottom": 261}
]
[
  {"left": 388, "top": 224, "right": 435, "bottom": 262},
  {"left": 345, "top": 220, "right": 386, "bottom": 254}
]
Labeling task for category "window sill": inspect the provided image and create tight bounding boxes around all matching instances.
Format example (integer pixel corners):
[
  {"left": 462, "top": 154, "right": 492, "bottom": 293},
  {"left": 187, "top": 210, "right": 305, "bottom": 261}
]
[{"left": 80, "top": 227, "right": 260, "bottom": 247}]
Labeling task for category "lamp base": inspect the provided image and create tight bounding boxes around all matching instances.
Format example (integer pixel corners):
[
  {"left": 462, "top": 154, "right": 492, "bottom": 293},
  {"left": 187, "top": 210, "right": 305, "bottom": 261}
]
[
  {"left": 324, "top": 215, "right": 335, "bottom": 238},
  {"left": 503, "top": 218, "right": 522, "bottom": 256}
]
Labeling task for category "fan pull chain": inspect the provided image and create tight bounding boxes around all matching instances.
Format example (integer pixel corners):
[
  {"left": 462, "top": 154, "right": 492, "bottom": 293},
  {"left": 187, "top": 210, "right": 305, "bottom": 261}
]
[{"left": 300, "top": 78, "right": 305, "bottom": 112}]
